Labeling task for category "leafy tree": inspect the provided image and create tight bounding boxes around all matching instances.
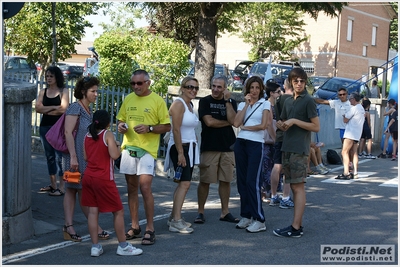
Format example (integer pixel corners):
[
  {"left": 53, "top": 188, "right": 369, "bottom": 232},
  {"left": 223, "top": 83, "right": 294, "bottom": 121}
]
[
  {"left": 238, "top": 3, "right": 308, "bottom": 61},
  {"left": 389, "top": 2, "right": 398, "bottom": 51},
  {"left": 97, "top": 2, "right": 143, "bottom": 34},
  {"left": 4, "top": 2, "right": 103, "bottom": 77},
  {"left": 126, "top": 2, "right": 346, "bottom": 89},
  {"left": 94, "top": 28, "right": 190, "bottom": 94}
]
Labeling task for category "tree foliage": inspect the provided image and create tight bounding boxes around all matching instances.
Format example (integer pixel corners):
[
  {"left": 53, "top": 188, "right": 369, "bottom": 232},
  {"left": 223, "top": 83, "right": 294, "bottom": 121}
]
[
  {"left": 238, "top": 3, "right": 308, "bottom": 61},
  {"left": 94, "top": 29, "right": 190, "bottom": 94},
  {"left": 4, "top": 2, "right": 102, "bottom": 75},
  {"left": 130, "top": 2, "right": 345, "bottom": 89},
  {"left": 389, "top": 2, "right": 398, "bottom": 51}
]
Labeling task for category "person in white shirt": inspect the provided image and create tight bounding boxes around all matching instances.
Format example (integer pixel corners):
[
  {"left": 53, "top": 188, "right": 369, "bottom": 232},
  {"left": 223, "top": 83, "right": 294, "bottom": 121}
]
[
  {"left": 336, "top": 92, "right": 365, "bottom": 180},
  {"left": 314, "top": 88, "right": 351, "bottom": 143}
]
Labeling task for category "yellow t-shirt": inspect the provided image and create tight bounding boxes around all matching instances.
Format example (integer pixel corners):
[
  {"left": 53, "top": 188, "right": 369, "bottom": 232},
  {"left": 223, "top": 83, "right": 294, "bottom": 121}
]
[{"left": 116, "top": 92, "right": 170, "bottom": 159}]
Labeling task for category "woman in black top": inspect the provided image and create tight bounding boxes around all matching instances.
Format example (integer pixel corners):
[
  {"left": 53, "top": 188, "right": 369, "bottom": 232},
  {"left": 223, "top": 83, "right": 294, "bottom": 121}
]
[{"left": 35, "top": 66, "right": 69, "bottom": 196}]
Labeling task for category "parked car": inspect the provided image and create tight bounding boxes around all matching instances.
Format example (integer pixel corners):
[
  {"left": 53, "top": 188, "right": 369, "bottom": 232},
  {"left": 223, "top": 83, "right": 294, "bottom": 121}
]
[
  {"left": 309, "top": 76, "right": 330, "bottom": 92},
  {"left": 59, "top": 65, "right": 84, "bottom": 80},
  {"left": 228, "top": 69, "right": 244, "bottom": 91},
  {"left": 180, "top": 63, "right": 229, "bottom": 85},
  {"left": 233, "top": 60, "right": 254, "bottom": 83},
  {"left": 248, "top": 62, "right": 293, "bottom": 88},
  {"left": 4, "top": 56, "right": 37, "bottom": 77},
  {"left": 313, "top": 77, "right": 369, "bottom": 100}
]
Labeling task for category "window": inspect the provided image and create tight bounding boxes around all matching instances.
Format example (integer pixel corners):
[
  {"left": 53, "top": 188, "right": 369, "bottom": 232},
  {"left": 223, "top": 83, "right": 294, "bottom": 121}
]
[
  {"left": 347, "top": 18, "right": 354, "bottom": 41},
  {"left": 362, "top": 45, "right": 368, "bottom": 57},
  {"left": 372, "top": 25, "right": 377, "bottom": 46},
  {"left": 300, "top": 61, "right": 315, "bottom": 73}
]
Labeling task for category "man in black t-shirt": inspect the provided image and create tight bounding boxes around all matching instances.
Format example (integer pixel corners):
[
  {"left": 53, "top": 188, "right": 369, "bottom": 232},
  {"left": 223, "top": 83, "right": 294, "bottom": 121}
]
[{"left": 194, "top": 75, "right": 240, "bottom": 224}]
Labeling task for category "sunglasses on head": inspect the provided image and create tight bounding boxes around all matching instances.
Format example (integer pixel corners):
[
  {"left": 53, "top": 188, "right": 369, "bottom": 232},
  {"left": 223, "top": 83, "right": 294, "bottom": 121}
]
[
  {"left": 184, "top": 85, "right": 199, "bottom": 91},
  {"left": 130, "top": 80, "right": 149, "bottom": 86}
]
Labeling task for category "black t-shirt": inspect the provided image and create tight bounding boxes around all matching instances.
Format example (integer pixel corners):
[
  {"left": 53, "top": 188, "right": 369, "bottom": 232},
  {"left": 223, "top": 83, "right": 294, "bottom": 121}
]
[
  {"left": 198, "top": 95, "right": 237, "bottom": 152},
  {"left": 389, "top": 110, "right": 398, "bottom": 132}
]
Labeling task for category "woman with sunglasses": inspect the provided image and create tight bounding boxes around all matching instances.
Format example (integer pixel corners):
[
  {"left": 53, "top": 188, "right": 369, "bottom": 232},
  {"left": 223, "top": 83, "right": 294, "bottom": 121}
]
[
  {"left": 35, "top": 66, "right": 69, "bottom": 196},
  {"left": 164, "top": 76, "right": 200, "bottom": 234},
  {"left": 62, "top": 77, "right": 109, "bottom": 242},
  {"left": 233, "top": 75, "right": 271, "bottom": 233}
]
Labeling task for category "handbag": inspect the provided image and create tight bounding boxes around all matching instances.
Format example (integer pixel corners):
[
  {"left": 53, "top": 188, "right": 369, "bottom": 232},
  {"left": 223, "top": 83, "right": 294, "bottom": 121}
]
[
  {"left": 63, "top": 170, "right": 81, "bottom": 184},
  {"left": 45, "top": 113, "right": 79, "bottom": 154}
]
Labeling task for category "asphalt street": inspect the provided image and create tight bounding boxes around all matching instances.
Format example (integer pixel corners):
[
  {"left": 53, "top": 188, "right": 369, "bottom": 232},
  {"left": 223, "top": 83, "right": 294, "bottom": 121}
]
[{"left": 2, "top": 150, "right": 398, "bottom": 265}]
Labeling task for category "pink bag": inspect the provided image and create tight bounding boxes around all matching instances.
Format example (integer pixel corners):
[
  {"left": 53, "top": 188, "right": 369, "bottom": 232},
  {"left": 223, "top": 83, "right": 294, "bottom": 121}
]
[{"left": 45, "top": 113, "right": 79, "bottom": 154}]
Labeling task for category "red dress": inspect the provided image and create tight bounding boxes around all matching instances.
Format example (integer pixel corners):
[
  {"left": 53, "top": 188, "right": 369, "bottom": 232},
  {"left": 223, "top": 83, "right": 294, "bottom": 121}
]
[{"left": 81, "top": 130, "right": 123, "bottom": 212}]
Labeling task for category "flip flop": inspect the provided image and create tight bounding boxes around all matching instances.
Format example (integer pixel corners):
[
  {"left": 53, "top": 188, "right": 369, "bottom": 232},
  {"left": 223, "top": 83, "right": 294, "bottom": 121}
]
[
  {"left": 49, "top": 188, "right": 64, "bottom": 196},
  {"left": 219, "top": 213, "right": 240, "bottom": 223},
  {"left": 194, "top": 213, "right": 205, "bottom": 224},
  {"left": 40, "top": 184, "right": 54, "bottom": 192}
]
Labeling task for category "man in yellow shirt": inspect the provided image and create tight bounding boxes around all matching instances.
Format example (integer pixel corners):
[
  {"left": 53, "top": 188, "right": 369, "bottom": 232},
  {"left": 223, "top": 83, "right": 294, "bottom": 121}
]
[{"left": 117, "top": 69, "right": 170, "bottom": 245}]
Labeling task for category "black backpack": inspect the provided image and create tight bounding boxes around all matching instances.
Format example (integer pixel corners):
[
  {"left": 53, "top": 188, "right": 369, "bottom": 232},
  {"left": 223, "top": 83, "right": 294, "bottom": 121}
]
[{"left": 327, "top": 149, "right": 342, "bottom": 165}]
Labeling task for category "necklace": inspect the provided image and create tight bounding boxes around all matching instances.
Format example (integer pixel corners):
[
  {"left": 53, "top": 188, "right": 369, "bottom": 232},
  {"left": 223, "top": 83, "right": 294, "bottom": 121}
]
[{"left": 79, "top": 100, "right": 90, "bottom": 114}]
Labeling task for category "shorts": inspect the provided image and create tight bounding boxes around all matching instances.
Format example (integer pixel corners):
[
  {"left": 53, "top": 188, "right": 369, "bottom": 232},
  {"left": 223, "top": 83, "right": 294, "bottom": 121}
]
[
  {"left": 199, "top": 151, "right": 235, "bottom": 184},
  {"left": 273, "top": 142, "right": 283, "bottom": 164},
  {"left": 391, "top": 131, "right": 398, "bottom": 141},
  {"left": 119, "top": 149, "right": 155, "bottom": 176},
  {"left": 339, "top": 129, "right": 345, "bottom": 139},
  {"left": 169, "top": 144, "right": 194, "bottom": 182},
  {"left": 361, "top": 126, "right": 372, "bottom": 139},
  {"left": 282, "top": 152, "right": 307, "bottom": 184},
  {"left": 81, "top": 174, "right": 123, "bottom": 213}
]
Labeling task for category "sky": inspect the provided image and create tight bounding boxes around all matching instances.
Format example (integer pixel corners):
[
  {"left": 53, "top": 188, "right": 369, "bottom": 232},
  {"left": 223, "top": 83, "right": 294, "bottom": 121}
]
[{"left": 82, "top": 13, "right": 148, "bottom": 42}]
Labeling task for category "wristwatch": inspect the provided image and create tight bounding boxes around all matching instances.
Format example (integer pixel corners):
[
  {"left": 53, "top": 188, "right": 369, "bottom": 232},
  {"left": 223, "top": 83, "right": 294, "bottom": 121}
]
[
  {"left": 149, "top": 125, "right": 153, "bottom": 132},
  {"left": 225, "top": 98, "right": 233, "bottom": 103}
]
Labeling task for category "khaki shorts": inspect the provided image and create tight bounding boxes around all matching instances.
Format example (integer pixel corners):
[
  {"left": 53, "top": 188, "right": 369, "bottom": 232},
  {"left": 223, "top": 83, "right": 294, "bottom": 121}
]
[
  {"left": 282, "top": 152, "right": 307, "bottom": 184},
  {"left": 199, "top": 151, "right": 235, "bottom": 184}
]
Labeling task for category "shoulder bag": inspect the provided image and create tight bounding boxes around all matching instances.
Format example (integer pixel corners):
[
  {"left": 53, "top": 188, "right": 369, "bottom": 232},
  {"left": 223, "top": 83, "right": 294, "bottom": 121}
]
[{"left": 45, "top": 113, "right": 79, "bottom": 154}]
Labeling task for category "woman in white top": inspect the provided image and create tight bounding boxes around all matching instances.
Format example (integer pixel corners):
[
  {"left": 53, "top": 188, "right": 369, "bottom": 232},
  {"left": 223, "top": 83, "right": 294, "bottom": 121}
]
[
  {"left": 164, "top": 76, "right": 200, "bottom": 234},
  {"left": 232, "top": 76, "right": 271, "bottom": 233}
]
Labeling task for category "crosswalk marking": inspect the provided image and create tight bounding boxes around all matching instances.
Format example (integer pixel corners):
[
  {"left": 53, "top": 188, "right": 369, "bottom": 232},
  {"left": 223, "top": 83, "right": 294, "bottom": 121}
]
[{"left": 379, "top": 177, "right": 398, "bottom": 187}]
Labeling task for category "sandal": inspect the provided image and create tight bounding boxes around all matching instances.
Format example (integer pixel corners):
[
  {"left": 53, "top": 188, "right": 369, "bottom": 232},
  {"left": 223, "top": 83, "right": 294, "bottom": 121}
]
[
  {"left": 194, "top": 213, "right": 205, "bottom": 224},
  {"left": 49, "top": 188, "right": 64, "bottom": 196},
  {"left": 220, "top": 213, "right": 240, "bottom": 223},
  {"left": 141, "top": 230, "right": 155, "bottom": 245},
  {"left": 40, "top": 184, "right": 55, "bottom": 192},
  {"left": 307, "top": 170, "right": 319, "bottom": 175},
  {"left": 125, "top": 227, "right": 141, "bottom": 240},
  {"left": 63, "top": 225, "right": 82, "bottom": 242},
  {"left": 98, "top": 230, "right": 110, "bottom": 240}
]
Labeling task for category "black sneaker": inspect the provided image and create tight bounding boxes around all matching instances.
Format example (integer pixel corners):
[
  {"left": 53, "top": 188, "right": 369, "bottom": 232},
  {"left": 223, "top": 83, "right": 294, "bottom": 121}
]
[
  {"left": 378, "top": 153, "right": 387, "bottom": 158},
  {"left": 273, "top": 225, "right": 302, "bottom": 238}
]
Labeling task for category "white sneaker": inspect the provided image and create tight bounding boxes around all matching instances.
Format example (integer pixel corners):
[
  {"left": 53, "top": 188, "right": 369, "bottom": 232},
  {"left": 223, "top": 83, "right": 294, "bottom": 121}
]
[
  {"left": 246, "top": 220, "right": 266, "bottom": 233},
  {"left": 316, "top": 166, "right": 328, "bottom": 175},
  {"left": 116, "top": 243, "right": 143, "bottom": 256},
  {"left": 91, "top": 245, "right": 103, "bottom": 257},
  {"left": 169, "top": 219, "right": 194, "bottom": 234},
  {"left": 235, "top": 217, "right": 253, "bottom": 229},
  {"left": 167, "top": 214, "right": 192, "bottom": 227}
]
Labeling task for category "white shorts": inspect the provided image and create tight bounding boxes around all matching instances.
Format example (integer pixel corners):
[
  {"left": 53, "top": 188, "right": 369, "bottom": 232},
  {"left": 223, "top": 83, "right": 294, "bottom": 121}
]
[{"left": 119, "top": 149, "right": 156, "bottom": 176}]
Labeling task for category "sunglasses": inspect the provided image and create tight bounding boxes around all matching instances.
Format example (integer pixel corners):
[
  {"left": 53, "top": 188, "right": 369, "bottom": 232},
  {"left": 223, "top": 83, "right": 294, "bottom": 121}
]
[
  {"left": 338, "top": 93, "right": 347, "bottom": 96},
  {"left": 83, "top": 76, "right": 91, "bottom": 83},
  {"left": 274, "top": 90, "right": 282, "bottom": 94},
  {"left": 130, "top": 80, "right": 149, "bottom": 86},
  {"left": 293, "top": 79, "right": 305, "bottom": 84},
  {"left": 184, "top": 85, "right": 199, "bottom": 91}
]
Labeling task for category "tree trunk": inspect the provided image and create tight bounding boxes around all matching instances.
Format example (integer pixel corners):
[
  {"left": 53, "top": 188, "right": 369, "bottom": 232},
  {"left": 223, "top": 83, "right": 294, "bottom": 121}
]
[{"left": 194, "top": 3, "right": 222, "bottom": 89}]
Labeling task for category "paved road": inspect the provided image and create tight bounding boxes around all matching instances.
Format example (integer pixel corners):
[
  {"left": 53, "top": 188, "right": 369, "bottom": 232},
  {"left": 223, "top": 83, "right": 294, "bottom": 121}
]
[{"left": 2, "top": 151, "right": 398, "bottom": 265}]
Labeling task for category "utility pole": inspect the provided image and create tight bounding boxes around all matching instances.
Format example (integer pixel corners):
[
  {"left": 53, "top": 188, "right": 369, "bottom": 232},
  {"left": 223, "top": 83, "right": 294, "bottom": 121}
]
[{"left": 51, "top": 2, "right": 56, "bottom": 65}]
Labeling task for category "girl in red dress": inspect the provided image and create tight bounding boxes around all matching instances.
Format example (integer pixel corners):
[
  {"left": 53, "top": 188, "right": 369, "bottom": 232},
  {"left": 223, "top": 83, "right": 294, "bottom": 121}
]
[{"left": 82, "top": 110, "right": 143, "bottom": 257}]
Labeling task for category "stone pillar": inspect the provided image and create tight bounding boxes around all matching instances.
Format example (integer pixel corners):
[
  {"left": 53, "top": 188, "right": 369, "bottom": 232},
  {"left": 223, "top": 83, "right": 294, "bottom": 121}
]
[{"left": 2, "top": 78, "right": 37, "bottom": 244}]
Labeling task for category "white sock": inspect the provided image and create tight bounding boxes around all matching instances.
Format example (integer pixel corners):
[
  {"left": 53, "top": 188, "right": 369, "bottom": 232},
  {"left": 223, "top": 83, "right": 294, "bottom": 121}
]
[{"left": 282, "top": 196, "right": 290, "bottom": 201}]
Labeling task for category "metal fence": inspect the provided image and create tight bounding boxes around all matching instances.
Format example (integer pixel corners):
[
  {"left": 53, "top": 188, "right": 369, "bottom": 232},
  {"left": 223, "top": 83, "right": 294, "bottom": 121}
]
[{"left": 27, "top": 75, "right": 168, "bottom": 158}]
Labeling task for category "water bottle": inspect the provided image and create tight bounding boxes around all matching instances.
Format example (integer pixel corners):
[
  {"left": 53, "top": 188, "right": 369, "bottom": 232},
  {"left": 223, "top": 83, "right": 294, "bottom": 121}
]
[{"left": 173, "top": 166, "right": 182, "bottom": 183}]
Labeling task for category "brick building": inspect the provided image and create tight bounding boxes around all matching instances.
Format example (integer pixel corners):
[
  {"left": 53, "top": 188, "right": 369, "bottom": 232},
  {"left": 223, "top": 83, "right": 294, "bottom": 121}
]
[{"left": 215, "top": 2, "right": 396, "bottom": 84}]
